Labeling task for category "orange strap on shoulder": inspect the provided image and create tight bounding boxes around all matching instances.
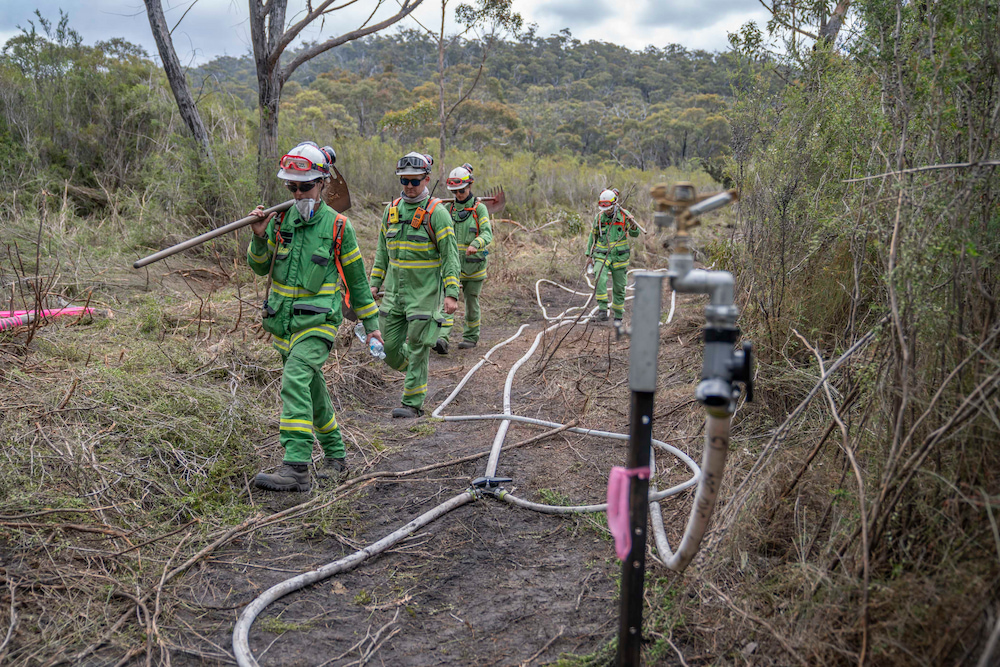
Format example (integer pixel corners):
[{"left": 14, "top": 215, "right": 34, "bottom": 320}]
[{"left": 332, "top": 213, "right": 350, "bottom": 307}]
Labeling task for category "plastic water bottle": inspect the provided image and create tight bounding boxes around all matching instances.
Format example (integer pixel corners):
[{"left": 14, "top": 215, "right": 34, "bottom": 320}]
[
  {"left": 586, "top": 263, "right": 594, "bottom": 276},
  {"left": 354, "top": 321, "right": 386, "bottom": 359}
]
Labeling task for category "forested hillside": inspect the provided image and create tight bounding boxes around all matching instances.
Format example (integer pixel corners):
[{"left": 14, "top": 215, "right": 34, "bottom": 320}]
[{"left": 196, "top": 28, "right": 738, "bottom": 171}]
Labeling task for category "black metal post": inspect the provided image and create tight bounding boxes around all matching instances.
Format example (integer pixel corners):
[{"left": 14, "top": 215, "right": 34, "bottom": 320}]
[
  {"left": 616, "top": 272, "right": 663, "bottom": 666},
  {"left": 617, "top": 390, "right": 655, "bottom": 666}
]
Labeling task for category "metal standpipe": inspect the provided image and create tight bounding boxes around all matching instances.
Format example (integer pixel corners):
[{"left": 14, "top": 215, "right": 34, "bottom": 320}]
[
  {"left": 615, "top": 184, "right": 752, "bottom": 666},
  {"left": 617, "top": 272, "right": 663, "bottom": 667}
]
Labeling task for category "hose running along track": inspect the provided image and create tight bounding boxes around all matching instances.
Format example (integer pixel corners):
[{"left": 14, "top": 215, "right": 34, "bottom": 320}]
[{"left": 233, "top": 270, "right": 718, "bottom": 667}]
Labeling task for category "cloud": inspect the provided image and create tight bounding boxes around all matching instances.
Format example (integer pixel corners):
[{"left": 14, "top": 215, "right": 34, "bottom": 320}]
[
  {"left": 535, "top": 0, "right": 615, "bottom": 26},
  {"left": 637, "top": 0, "right": 753, "bottom": 30}
]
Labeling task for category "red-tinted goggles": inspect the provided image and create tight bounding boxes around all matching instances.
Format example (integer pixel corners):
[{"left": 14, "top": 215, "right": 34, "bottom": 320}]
[
  {"left": 446, "top": 177, "right": 471, "bottom": 189},
  {"left": 279, "top": 154, "right": 329, "bottom": 173}
]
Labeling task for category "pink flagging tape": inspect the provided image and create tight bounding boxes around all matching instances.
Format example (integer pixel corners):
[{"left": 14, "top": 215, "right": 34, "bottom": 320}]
[
  {"left": 0, "top": 307, "right": 94, "bottom": 331},
  {"left": 0, "top": 306, "right": 89, "bottom": 318},
  {"left": 606, "top": 465, "right": 651, "bottom": 560}
]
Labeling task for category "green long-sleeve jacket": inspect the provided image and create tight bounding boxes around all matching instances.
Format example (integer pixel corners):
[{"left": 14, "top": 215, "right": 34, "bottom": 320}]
[
  {"left": 369, "top": 195, "right": 461, "bottom": 321},
  {"left": 247, "top": 202, "right": 379, "bottom": 354},
  {"left": 449, "top": 198, "right": 492, "bottom": 282},
  {"left": 587, "top": 207, "right": 639, "bottom": 261}
]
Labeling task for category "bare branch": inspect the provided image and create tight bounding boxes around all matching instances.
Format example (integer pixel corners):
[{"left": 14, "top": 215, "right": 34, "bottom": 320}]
[
  {"left": 281, "top": 0, "right": 424, "bottom": 81},
  {"left": 843, "top": 160, "right": 1000, "bottom": 183},
  {"left": 756, "top": 0, "right": 819, "bottom": 41}
]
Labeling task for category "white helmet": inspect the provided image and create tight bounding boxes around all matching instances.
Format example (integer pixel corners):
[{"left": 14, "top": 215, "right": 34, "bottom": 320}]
[
  {"left": 396, "top": 151, "right": 433, "bottom": 176},
  {"left": 446, "top": 163, "right": 474, "bottom": 191},
  {"left": 598, "top": 189, "right": 617, "bottom": 211},
  {"left": 277, "top": 141, "right": 334, "bottom": 182}
]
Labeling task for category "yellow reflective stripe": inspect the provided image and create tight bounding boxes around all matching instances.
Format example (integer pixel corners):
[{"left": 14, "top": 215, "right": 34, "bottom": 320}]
[
  {"left": 355, "top": 301, "right": 378, "bottom": 319},
  {"left": 272, "top": 281, "right": 338, "bottom": 297},
  {"left": 280, "top": 418, "right": 313, "bottom": 433},
  {"left": 436, "top": 227, "right": 455, "bottom": 240},
  {"left": 340, "top": 247, "right": 362, "bottom": 266},
  {"left": 316, "top": 415, "right": 338, "bottom": 433},
  {"left": 272, "top": 335, "right": 291, "bottom": 352},
  {"left": 390, "top": 258, "right": 442, "bottom": 269},
  {"left": 371, "top": 267, "right": 386, "bottom": 278},
  {"left": 247, "top": 243, "right": 269, "bottom": 263},
  {"left": 461, "top": 268, "right": 487, "bottom": 281},
  {"left": 289, "top": 324, "right": 339, "bottom": 346},
  {"left": 443, "top": 277, "right": 460, "bottom": 288},
  {"left": 467, "top": 319, "right": 481, "bottom": 327},
  {"left": 612, "top": 260, "right": 630, "bottom": 269},
  {"left": 402, "top": 383, "right": 427, "bottom": 396},
  {"left": 388, "top": 241, "right": 436, "bottom": 251}
]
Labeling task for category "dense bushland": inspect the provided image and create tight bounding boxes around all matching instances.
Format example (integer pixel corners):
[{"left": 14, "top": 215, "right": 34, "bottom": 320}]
[{"left": 702, "top": 0, "right": 1000, "bottom": 663}]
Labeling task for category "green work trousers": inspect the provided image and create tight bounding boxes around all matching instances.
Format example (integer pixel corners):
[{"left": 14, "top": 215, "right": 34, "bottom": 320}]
[
  {"left": 438, "top": 279, "right": 483, "bottom": 343},
  {"left": 594, "top": 256, "right": 628, "bottom": 319},
  {"left": 380, "top": 310, "right": 437, "bottom": 409},
  {"left": 278, "top": 336, "right": 345, "bottom": 463}
]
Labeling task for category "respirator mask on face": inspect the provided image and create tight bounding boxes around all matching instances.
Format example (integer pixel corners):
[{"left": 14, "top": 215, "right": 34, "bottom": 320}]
[{"left": 294, "top": 199, "right": 316, "bottom": 220}]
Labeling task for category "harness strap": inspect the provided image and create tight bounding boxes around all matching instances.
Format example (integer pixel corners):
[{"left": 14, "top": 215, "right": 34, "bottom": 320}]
[
  {"left": 388, "top": 197, "right": 441, "bottom": 250},
  {"left": 331, "top": 213, "right": 350, "bottom": 307}
]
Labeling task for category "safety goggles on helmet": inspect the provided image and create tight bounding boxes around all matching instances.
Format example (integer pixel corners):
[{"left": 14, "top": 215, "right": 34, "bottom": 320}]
[
  {"left": 400, "top": 176, "right": 425, "bottom": 187},
  {"left": 286, "top": 180, "right": 321, "bottom": 193},
  {"left": 446, "top": 177, "right": 472, "bottom": 189},
  {"left": 279, "top": 154, "right": 330, "bottom": 174},
  {"left": 396, "top": 154, "right": 430, "bottom": 174}
]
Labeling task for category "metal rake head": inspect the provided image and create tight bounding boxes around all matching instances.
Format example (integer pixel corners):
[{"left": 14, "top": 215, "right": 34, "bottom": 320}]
[{"left": 480, "top": 186, "right": 506, "bottom": 215}]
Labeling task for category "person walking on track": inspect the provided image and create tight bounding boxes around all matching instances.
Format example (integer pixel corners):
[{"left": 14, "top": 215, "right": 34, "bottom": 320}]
[
  {"left": 369, "top": 152, "right": 461, "bottom": 418},
  {"left": 247, "top": 141, "right": 382, "bottom": 492},
  {"left": 434, "top": 163, "right": 492, "bottom": 352},
  {"left": 586, "top": 188, "right": 640, "bottom": 326}
]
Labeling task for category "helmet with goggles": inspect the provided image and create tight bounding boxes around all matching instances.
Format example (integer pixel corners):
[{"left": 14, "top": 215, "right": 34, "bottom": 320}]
[
  {"left": 396, "top": 151, "right": 433, "bottom": 177},
  {"left": 277, "top": 141, "right": 335, "bottom": 182},
  {"left": 446, "top": 163, "right": 474, "bottom": 191},
  {"left": 598, "top": 189, "right": 617, "bottom": 211}
]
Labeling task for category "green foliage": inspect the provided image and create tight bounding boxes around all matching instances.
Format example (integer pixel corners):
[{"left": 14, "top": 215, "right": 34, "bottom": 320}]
[{"left": 716, "top": 0, "right": 1000, "bottom": 662}]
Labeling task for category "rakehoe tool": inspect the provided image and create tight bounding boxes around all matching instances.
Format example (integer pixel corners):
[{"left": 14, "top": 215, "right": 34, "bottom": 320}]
[{"left": 132, "top": 166, "right": 351, "bottom": 270}]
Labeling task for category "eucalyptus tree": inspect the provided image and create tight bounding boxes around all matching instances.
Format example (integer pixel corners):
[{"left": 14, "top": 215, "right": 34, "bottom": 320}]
[{"left": 145, "top": 0, "right": 424, "bottom": 196}]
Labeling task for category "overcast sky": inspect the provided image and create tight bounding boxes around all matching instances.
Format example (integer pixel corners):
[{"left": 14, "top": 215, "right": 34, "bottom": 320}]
[{"left": 1, "top": 1, "right": 768, "bottom": 66}]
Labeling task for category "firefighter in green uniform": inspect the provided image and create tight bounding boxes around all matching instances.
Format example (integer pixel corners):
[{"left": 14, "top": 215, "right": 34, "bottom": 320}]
[
  {"left": 247, "top": 141, "right": 382, "bottom": 492},
  {"left": 369, "top": 152, "right": 461, "bottom": 418},
  {"left": 434, "top": 163, "right": 492, "bottom": 352},
  {"left": 586, "top": 188, "right": 640, "bottom": 325}
]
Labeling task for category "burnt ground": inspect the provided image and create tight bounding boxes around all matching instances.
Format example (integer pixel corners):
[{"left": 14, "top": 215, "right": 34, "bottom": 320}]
[{"left": 168, "top": 279, "right": 706, "bottom": 667}]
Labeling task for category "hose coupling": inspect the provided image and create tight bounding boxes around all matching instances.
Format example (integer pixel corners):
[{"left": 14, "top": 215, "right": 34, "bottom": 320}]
[{"left": 471, "top": 476, "right": 513, "bottom": 498}]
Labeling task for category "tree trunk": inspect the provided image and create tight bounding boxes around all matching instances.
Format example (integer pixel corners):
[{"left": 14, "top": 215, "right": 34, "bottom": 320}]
[
  {"left": 437, "top": 2, "right": 447, "bottom": 181},
  {"left": 143, "top": 0, "right": 213, "bottom": 161},
  {"left": 257, "top": 68, "right": 283, "bottom": 202},
  {"left": 818, "top": 0, "right": 851, "bottom": 44}
]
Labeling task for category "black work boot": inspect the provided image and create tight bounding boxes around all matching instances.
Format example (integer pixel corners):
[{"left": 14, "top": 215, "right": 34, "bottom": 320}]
[
  {"left": 457, "top": 340, "right": 477, "bottom": 349},
  {"left": 254, "top": 463, "right": 311, "bottom": 492},
  {"left": 391, "top": 405, "right": 423, "bottom": 418},
  {"left": 433, "top": 338, "right": 449, "bottom": 355},
  {"left": 597, "top": 310, "right": 609, "bottom": 322},
  {"left": 316, "top": 457, "right": 347, "bottom": 481}
]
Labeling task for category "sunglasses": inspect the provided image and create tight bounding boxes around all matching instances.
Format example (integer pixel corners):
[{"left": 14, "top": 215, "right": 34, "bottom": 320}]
[
  {"left": 400, "top": 177, "right": 425, "bottom": 187},
  {"left": 286, "top": 180, "right": 320, "bottom": 193}
]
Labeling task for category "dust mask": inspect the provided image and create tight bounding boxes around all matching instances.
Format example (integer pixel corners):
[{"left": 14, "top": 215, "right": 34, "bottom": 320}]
[{"left": 294, "top": 199, "right": 316, "bottom": 220}]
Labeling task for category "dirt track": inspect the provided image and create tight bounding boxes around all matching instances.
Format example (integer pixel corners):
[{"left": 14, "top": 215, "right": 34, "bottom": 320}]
[{"left": 171, "top": 279, "right": 703, "bottom": 666}]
